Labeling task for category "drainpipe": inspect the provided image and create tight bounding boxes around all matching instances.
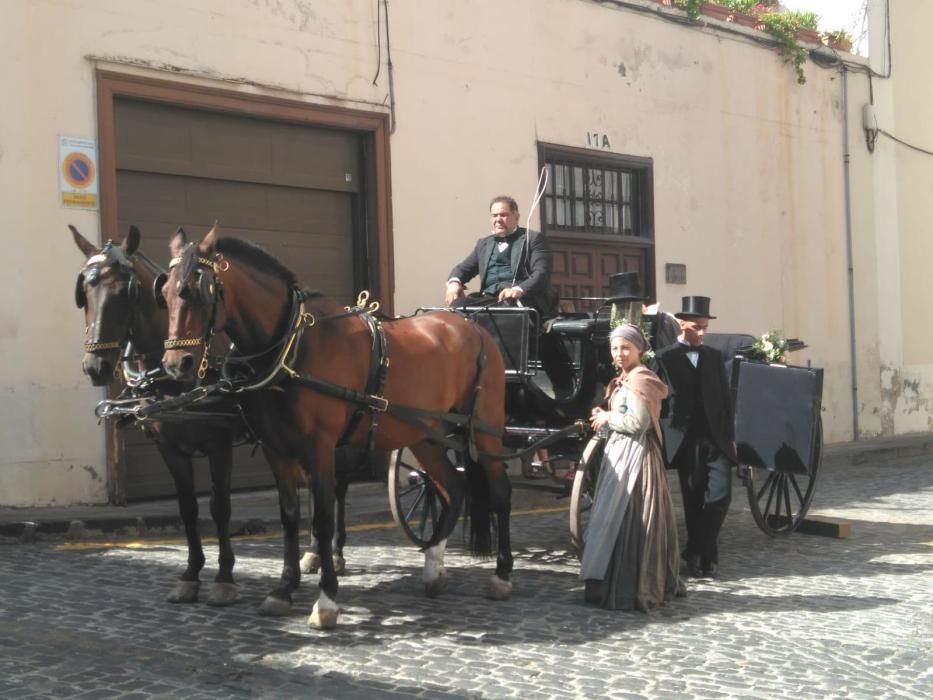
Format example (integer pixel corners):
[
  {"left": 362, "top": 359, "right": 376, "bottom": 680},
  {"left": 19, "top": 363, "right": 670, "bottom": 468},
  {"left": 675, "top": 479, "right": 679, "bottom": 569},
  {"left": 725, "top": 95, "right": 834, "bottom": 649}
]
[{"left": 841, "top": 66, "right": 860, "bottom": 440}]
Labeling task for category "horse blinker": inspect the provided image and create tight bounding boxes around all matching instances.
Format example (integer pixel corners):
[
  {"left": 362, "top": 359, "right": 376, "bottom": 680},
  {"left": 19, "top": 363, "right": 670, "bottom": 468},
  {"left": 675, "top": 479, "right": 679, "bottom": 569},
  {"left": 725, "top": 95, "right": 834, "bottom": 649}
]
[{"left": 75, "top": 273, "right": 87, "bottom": 308}]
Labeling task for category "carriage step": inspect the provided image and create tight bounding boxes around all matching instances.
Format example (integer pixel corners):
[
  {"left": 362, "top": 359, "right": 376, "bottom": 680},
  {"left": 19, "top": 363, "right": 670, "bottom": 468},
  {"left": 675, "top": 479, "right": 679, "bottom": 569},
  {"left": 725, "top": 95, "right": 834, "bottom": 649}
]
[
  {"left": 764, "top": 514, "right": 852, "bottom": 538},
  {"left": 795, "top": 515, "right": 852, "bottom": 539}
]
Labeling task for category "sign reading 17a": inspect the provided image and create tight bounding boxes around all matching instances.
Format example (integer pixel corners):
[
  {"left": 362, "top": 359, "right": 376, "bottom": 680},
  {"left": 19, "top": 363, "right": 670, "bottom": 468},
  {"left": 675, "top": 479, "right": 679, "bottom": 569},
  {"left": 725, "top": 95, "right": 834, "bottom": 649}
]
[{"left": 586, "top": 132, "right": 611, "bottom": 150}]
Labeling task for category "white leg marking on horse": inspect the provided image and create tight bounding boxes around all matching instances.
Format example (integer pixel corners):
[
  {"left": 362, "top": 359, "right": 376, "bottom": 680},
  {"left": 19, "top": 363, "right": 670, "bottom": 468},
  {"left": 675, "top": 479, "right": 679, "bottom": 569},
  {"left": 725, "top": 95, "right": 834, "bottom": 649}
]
[
  {"left": 423, "top": 539, "right": 449, "bottom": 597},
  {"left": 308, "top": 591, "right": 339, "bottom": 630}
]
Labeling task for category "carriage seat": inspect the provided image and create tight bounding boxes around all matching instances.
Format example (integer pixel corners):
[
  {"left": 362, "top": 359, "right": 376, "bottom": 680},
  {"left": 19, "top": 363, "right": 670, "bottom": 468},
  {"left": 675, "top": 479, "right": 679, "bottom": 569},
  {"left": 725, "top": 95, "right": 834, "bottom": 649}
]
[{"left": 544, "top": 315, "right": 596, "bottom": 338}]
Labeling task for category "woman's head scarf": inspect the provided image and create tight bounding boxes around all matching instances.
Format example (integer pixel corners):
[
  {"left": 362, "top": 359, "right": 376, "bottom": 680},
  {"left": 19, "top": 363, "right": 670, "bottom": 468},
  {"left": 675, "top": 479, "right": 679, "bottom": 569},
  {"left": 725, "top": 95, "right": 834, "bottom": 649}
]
[{"left": 610, "top": 323, "right": 649, "bottom": 354}]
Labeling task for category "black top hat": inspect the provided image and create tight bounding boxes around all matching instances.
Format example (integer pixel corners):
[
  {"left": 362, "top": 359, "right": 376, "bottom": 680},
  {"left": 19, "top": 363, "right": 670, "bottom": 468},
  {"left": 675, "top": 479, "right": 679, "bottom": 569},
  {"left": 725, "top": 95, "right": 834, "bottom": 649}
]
[
  {"left": 606, "top": 272, "right": 647, "bottom": 303},
  {"left": 675, "top": 295, "right": 716, "bottom": 320}
]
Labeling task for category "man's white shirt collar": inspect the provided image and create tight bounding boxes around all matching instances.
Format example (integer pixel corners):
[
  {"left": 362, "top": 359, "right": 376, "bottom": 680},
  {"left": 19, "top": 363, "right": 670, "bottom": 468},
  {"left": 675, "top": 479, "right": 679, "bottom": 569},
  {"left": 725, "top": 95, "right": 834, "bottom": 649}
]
[{"left": 679, "top": 337, "right": 700, "bottom": 367}]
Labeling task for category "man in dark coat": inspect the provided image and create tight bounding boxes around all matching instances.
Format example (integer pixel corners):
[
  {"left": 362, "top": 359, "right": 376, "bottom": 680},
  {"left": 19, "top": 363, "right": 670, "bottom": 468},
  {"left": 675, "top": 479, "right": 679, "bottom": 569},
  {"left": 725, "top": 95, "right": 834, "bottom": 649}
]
[
  {"left": 444, "top": 195, "right": 569, "bottom": 397},
  {"left": 445, "top": 195, "right": 558, "bottom": 318},
  {"left": 656, "top": 296, "right": 738, "bottom": 578}
]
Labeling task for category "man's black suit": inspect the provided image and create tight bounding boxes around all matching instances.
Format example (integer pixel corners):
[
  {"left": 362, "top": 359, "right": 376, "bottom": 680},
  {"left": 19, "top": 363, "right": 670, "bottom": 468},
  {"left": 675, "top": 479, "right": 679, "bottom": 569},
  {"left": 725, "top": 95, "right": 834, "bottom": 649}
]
[
  {"left": 656, "top": 342, "right": 738, "bottom": 571},
  {"left": 448, "top": 228, "right": 558, "bottom": 318}
]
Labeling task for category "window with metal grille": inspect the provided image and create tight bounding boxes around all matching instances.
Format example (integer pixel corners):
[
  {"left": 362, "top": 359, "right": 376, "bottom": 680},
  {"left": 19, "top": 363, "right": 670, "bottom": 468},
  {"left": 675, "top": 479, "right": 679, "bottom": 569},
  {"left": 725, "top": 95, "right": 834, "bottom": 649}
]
[{"left": 544, "top": 160, "right": 637, "bottom": 235}]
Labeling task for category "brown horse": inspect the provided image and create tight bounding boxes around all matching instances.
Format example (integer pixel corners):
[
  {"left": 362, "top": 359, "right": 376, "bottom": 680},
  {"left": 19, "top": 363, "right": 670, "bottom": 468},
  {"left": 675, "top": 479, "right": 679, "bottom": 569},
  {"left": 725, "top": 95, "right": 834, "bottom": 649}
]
[
  {"left": 71, "top": 224, "right": 243, "bottom": 606},
  {"left": 160, "top": 226, "right": 513, "bottom": 629}
]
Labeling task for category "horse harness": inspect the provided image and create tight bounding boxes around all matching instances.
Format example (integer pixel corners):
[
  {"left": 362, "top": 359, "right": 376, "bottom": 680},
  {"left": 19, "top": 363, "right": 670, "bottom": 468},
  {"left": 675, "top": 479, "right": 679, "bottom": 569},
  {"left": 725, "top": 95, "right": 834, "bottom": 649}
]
[
  {"left": 159, "top": 251, "right": 506, "bottom": 458},
  {"left": 155, "top": 251, "right": 587, "bottom": 461}
]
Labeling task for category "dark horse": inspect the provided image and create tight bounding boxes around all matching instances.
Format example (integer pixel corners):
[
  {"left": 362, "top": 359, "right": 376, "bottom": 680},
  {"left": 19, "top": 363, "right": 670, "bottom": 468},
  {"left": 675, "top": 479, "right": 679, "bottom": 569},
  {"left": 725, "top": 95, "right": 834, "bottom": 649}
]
[
  {"left": 159, "top": 226, "right": 513, "bottom": 629},
  {"left": 71, "top": 224, "right": 243, "bottom": 606}
]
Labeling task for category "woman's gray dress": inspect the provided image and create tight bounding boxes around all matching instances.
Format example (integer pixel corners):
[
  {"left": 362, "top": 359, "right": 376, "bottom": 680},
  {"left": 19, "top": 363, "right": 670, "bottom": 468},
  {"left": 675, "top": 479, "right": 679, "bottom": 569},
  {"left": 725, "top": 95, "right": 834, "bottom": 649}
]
[{"left": 580, "top": 384, "right": 684, "bottom": 611}]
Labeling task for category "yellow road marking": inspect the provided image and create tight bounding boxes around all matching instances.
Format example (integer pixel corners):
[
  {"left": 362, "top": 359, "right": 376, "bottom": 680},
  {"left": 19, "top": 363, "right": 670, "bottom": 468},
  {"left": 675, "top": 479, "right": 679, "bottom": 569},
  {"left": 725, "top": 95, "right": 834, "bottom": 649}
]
[{"left": 51, "top": 504, "right": 570, "bottom": 552}]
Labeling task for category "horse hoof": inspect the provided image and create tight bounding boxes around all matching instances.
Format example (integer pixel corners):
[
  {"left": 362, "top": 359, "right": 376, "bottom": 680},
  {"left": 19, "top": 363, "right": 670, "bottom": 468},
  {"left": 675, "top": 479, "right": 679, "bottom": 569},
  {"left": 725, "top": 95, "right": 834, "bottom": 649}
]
[
  {"left": 424, "top": 571, "right": 449, "bottom": 598},
  {"left": 257, "top": 594, "right": 292, "bottom": 617},
  {"left": 485, "top": 575, "right": 512, "bottom": 601},
  {"left": 334, "top": 555, "right": 346, "bottom": 576},
  {"left": 300, "top": 552, "right": 320, "bottom": 574},
  {"left": 206, "top": 582, "right": 239, "bottom": 607},
  {"left": 308, "top": 606, "right": 339, "bottom": 630},
  {"left": 166, "top": 580, "right": 200, "bottom": 604}
]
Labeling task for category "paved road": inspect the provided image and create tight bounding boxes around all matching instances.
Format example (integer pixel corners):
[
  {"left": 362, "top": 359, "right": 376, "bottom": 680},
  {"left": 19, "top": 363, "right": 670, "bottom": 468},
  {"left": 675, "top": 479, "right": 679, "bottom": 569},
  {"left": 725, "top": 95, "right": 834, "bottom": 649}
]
[{"left": 2, "top": 457, "right": 931, "bottom": 699}]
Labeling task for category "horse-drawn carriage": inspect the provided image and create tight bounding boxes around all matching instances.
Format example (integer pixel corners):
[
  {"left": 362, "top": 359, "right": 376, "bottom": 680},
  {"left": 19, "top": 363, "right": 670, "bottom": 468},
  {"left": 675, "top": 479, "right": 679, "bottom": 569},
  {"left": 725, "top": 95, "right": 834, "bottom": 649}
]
[
  {"left": 387, "top": 300, "right": 825, "bottom": 549},
  {"left": 76, "top": 224, "right": 824, "bottom": 628}
]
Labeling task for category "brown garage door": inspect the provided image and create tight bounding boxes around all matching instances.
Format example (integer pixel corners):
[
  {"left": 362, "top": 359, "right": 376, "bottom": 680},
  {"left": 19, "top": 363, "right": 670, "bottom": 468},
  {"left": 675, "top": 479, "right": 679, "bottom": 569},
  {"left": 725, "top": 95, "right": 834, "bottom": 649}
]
[{"left": 114, "top": 98, "right": 362, "bottom": 500}]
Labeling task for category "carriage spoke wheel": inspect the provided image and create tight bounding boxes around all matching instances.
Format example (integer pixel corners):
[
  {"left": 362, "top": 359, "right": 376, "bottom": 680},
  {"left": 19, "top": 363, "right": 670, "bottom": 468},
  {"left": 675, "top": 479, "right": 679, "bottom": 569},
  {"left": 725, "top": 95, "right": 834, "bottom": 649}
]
[
  {"left": 388, "top": 448, "right": 452, "bottom": 548},
  {"left": 745, "top": 417, "right": 822, "bottom": 536},
  {"left": 569, "top": 457, "right": 599, "bottom": 559}
]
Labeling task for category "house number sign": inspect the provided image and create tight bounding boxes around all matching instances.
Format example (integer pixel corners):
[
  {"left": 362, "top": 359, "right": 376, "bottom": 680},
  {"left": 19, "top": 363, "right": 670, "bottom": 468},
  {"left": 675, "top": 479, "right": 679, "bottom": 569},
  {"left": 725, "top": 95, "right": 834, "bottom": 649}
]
[{"left": 585, "top": 132, "right": 612, "bottom": 150}]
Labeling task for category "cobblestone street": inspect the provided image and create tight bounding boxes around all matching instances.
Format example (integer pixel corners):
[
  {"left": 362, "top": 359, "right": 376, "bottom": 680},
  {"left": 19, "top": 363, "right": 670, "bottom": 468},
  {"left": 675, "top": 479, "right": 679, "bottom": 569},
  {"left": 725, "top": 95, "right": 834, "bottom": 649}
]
[{"left": 2, "top": 457, "right": 931, "bottom": 699}]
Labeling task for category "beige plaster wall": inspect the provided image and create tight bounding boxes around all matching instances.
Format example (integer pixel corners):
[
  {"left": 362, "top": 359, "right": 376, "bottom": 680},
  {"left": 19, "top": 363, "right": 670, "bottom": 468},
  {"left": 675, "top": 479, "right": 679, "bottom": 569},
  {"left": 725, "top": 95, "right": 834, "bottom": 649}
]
[
  {"left": 0, "top": 0, "right": 866, "bottom": 505},
  {"left": 0, "top": 0, "right": 385, "bottom": 506},
  {"left": 849, "top": 0, "right": 933, "bottom": 438},
  {"left": 389, "top": 0, "right": 854, "bottom": 440}
]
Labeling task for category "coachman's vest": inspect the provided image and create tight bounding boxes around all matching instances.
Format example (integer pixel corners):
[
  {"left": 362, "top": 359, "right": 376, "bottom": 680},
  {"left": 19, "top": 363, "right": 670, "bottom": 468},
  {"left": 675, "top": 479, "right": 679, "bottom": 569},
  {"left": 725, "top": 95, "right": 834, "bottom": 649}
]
[{"left": 482, "top": 244, "right": 514, "bottom": 295}]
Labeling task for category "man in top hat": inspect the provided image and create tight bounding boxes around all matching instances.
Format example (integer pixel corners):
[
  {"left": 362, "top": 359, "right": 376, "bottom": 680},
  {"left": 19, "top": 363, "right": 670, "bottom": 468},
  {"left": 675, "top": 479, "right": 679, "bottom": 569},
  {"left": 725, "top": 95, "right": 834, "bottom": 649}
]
[{"left": 655, "top": 296, "right": 738, "bottom": 578}]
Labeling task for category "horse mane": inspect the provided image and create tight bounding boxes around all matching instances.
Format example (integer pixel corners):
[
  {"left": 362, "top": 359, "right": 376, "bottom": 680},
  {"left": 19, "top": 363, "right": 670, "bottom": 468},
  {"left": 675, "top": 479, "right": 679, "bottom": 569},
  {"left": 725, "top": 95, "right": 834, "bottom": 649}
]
[{"left": 178, "top": 236, "right": 299, "bottom": 289}]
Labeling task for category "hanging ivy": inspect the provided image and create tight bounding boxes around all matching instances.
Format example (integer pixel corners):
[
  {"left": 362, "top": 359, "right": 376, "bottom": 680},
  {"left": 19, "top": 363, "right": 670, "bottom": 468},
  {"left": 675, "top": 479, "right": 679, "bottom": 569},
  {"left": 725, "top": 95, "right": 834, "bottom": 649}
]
[{"left": 758, "top": 11, "right": 810, "bottom": 84}]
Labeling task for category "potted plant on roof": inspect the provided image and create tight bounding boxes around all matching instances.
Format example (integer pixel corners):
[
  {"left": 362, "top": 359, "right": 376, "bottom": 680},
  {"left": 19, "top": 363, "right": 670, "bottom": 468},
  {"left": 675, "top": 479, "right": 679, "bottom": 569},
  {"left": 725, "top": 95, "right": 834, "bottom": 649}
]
[
  {"left": 824, "top": 28, "right": 853, "bottom": 52},
  {"left": 700, "top": 1, "right": 732, "bottom": 21},
  {"left": 793, "top": 10, "right": 822, "bottom": 45},
  {"left": 723, "top": 0, "right": 760, "bottom": 28}
]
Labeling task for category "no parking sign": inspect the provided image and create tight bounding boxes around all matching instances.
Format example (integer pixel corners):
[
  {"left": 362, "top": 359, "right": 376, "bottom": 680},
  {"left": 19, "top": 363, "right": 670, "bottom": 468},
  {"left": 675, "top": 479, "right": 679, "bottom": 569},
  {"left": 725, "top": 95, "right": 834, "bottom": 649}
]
[{"left": 59, "top": 135, "right": 98, "bottom": 209}]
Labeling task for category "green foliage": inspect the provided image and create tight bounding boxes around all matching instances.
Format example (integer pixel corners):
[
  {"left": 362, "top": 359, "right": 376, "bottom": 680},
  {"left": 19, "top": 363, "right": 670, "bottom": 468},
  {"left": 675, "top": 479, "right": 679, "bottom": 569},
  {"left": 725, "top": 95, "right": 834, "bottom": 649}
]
[
  {"left": 758, "top": 11, "right": 810, "bottom": 84},
  {"left": 824, "top": 27, "right": 853, "bottom": 43},
  {"left": 791, "top": 10, "right": 820, "bottom": 30},
  {"left": 721, "top": 0, "right": 758, "bottom": 12},
  {"left": 747, "top": 330, "right": 789, "bottom": 364},
  {"left": 674, "top": 0, "right": 704, "bottom": 21}
]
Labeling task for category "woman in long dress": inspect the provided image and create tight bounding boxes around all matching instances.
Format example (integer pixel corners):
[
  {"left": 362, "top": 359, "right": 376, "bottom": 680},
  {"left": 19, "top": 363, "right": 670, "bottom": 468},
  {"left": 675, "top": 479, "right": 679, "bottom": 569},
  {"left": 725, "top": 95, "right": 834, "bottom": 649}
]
[{"left": 580, "top": 323, "right": 685, "bottom": 611}]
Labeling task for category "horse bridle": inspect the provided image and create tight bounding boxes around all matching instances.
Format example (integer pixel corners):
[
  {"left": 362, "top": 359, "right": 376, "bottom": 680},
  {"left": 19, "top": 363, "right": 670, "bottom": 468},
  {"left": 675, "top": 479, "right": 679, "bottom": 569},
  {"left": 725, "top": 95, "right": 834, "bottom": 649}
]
[
  {"left": 161, "top": 248, "right": 229, "bottom": 380},
  {"left": 76, "top": 241, "right": 141, "bottom": 354}
]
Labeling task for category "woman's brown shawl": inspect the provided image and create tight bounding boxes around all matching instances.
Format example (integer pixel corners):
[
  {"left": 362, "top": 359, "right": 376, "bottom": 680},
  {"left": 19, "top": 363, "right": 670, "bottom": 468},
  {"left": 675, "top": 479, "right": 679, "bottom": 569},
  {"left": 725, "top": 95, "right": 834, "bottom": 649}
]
[{"left": 620, "top": 365, "right": 668, "bottom": 442}]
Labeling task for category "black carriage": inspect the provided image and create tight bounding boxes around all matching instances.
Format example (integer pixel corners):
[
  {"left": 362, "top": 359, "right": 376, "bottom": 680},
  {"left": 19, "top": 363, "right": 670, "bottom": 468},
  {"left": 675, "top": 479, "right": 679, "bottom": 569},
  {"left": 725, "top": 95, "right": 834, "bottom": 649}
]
[
  {"left": 390, "top": 302, "right": 825, "bottom": 550},
  {"left": 387, "top": 302, "right": 607, "bottom": 547},
  {"left": 571, "top": 330, "right": 825, "bottom": 551}
]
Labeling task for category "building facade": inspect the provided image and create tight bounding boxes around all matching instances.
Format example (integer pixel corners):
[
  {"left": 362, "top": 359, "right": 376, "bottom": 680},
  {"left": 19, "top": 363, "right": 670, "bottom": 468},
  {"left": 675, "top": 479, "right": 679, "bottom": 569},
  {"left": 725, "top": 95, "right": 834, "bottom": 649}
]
[{"left": 0, "top": 0, "right": 921, "bottom": 507}]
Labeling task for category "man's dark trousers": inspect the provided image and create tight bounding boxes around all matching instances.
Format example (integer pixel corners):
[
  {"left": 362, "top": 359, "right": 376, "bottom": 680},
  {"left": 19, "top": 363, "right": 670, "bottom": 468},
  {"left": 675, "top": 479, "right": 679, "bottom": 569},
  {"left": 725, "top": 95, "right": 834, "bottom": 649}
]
[{"left": 673, "top": 431, "right": 731, "bottom": 567}]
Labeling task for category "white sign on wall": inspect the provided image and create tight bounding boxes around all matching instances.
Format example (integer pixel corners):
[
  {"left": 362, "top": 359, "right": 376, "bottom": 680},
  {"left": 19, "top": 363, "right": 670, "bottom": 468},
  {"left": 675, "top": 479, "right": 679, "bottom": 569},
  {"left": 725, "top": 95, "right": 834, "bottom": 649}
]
[
  {"left": 585, "top": 132, "right": 612, "bottom": 150},
  {"left": 59, "top": 135, "right": 99, "bottom": 209}
]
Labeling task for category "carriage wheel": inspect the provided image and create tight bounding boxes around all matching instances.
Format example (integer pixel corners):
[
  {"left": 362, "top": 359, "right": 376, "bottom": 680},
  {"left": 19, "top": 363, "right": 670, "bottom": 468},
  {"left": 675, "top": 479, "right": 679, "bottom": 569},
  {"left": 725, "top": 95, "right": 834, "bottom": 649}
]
[
  {"left": 388, "top": 448, "right": 452, "bottom": 548},
  {"left": 569, "top": 455, "right": 600, "bottom": 559},
  {"left": 745, "top": 417, "right": 822, "bottom": 536}
]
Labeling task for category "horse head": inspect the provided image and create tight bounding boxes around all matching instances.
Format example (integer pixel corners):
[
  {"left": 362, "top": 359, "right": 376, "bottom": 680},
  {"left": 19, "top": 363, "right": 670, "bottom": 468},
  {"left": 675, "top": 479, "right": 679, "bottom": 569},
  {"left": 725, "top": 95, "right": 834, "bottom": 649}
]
[
  {"left": 160, "top": 224, "right": 296, "bottom": 382},
  {"left": 71, "top": 224, "right": 155, "bottom": 385},
  {"left": 159, "top": 225, "right": 228, "bottom": 382}
]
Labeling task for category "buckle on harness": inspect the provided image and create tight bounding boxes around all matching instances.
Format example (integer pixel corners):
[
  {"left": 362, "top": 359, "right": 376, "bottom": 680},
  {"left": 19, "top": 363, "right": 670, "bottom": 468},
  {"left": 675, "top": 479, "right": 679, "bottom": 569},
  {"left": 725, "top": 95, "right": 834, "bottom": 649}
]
[{"left": 369, "top": 394, "right": 389, "bottom": 412}]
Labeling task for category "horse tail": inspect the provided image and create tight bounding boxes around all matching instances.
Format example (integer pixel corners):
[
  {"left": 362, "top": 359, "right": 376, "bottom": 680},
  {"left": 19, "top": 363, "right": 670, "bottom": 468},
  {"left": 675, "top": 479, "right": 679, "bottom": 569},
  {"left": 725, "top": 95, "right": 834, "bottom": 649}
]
[{"left": 464, "top": 324, "right": 499, "bottom": 557}]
